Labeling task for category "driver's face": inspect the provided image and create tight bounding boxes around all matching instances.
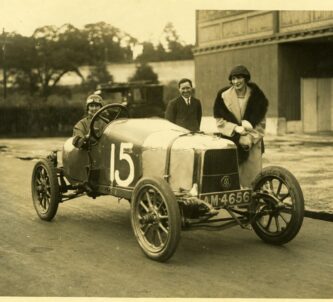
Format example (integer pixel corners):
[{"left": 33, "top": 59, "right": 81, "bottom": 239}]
[{"left": 87, "top": 103, "right": 102, "bottom": 117}]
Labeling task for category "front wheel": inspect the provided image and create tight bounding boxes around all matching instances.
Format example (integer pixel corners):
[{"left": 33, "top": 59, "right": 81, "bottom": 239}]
[
  {"left": 31, "top": 159, "right": 60, "bottom": 221},
  {"left": 251, "top": 166, "right": 304, "bottom": 245},
  {"left": 130, "top": 177, "right": 181, "bottom": 262}
]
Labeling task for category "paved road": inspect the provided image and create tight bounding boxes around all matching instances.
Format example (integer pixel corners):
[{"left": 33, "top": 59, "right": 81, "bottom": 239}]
[{"left": 0, "top": 151, "right": 332, "bottom": 298}]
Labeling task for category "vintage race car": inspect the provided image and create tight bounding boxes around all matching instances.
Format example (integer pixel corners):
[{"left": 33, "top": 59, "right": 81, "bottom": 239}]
[{"left": 31, "top": 104, "right": 304, "bottom": 262}]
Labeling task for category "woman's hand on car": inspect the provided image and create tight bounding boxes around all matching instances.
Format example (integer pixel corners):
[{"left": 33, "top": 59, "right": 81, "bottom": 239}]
[{"left": 239, "top": 134, "right": 253, "bottom": 150}]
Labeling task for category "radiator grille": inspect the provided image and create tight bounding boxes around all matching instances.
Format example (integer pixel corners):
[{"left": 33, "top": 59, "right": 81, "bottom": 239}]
[{"left": 201, "top": 149, "right": 240, "bottom": 193}]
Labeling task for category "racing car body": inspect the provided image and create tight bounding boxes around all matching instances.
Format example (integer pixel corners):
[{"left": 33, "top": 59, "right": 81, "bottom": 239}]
[
  {"left": 31, "top": 104, "right": 305, "bottom": 262},
  {"left": 63, "top": 118, "right": 244, "bottom": 203}
]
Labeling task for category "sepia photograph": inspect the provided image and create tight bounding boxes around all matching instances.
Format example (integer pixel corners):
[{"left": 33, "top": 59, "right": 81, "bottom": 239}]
[{"left": 0, "top": 0, "right": 332, "bottom": 300}]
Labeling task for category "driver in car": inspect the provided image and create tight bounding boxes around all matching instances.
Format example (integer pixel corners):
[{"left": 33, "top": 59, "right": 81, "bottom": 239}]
[{"left": 72, "top": 94, "right": 106, "bottom": 149}]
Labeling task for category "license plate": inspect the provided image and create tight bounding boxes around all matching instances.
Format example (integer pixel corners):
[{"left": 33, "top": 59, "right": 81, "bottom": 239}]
[{"left": 200, "top": 189, "right": 252, "bottom": 208}]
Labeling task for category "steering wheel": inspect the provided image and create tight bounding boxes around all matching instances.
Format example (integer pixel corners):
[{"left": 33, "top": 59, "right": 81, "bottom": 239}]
[{"left": 89, "top": 103, "right": 129, "bottom": 140}]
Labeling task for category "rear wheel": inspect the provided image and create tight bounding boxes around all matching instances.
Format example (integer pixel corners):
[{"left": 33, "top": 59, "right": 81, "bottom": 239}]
[
  {"left": 31, "top": 159, "right": 60, "bottom": 221},
  {"left": 251, "top": 166, "right": 304, "bottom": 245},
  {"left": 131, "top": 177, "right": 181, "bottom": 262}
]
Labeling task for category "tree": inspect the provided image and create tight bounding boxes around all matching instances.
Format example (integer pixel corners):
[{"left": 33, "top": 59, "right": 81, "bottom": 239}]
[
  {"left": 162, "top": 22, "right": 193, "bottom": 61},
  {"left": 3, "top": 26, "right": 87, "bottom": 99},
  {"left": 135, "top": 42, "right": 158, "bottom": 62},
  {"left": 83, "top": 22, "right": 137, "bottom": 64},
  {"left": 85, "top": 63, "right": 113, "bottom": 90},
  {"left": 2, "top": 23, "right": 139, "bottom": 101},
  {"left": 129, "top": 63, "right": 158, "bottom": 83},
  {"left": 135, "top": 23, "right": 193, "bottom": 62},
  {"left": 3, "top": 33, "right": 39, "bottom": 95},
  {"left": 155, "top": 43, "right": 167, "bottom": 61},
  {"left": 32, "top": 24, "right": 87, "bottom": 99}
]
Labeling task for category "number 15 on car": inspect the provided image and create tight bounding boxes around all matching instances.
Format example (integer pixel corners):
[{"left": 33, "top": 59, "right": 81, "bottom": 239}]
[{"left": 110, "top": 142, "right": 135, "bottom": 187}]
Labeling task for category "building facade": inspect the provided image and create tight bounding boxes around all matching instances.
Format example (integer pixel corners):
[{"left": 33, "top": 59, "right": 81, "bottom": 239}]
[{"left": 194, "top": 10, "right": 333, "bottom": 134}]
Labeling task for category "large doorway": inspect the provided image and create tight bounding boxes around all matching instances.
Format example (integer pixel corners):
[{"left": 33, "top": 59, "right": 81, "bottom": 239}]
[{"left": 301, "top": 78, "right": 333, "bottom": 133}]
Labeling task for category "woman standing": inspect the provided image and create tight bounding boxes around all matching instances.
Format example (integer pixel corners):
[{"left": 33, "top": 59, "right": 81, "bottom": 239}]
[{"left": 213, "top": 65, "right": 268, "bottom": 187}]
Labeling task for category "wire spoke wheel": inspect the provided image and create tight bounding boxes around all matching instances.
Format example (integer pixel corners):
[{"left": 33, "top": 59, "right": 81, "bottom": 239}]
[
  {"left": 131, "top": 177, "right": 181, "bottom": 262},
  {"left": 137, "top": 188, "right": 169, "bottom": 249},
  {"left": 251, "top": 166, "right": 304, "bottom": 245},
  {"left": 31, "top": 159, "right": 60, "bottom": 221}
]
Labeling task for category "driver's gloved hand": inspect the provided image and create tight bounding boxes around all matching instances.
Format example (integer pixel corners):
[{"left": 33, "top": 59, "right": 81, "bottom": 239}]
[{"left": 72, "top": 135, "right": 89, "bottom": 150}]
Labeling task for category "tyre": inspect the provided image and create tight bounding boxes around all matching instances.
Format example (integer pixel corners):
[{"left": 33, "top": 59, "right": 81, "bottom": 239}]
[
  {"left": 31, "top": 159, "right": 60, "bottom": 221},
  {"left": 131, "top": 177, "right": 181, "bottom": 262},
  {"left": 251, "top": 166, "right": 304, "bottom": 245}
]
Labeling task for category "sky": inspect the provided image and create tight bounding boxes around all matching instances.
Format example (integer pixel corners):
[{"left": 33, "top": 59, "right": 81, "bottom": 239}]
[{"left": 0, "top": 0, "right": 332, "bottom": 45}]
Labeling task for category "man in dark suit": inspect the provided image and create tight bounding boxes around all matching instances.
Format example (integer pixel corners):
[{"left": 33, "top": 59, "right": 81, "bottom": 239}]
[{"left": 165, "top": 78, "right": 202, "bottom": 131}]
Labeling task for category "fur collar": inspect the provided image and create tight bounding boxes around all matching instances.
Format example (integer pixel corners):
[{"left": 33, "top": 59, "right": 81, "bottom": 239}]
[
  {"left": 221, "top": 86, "right": 251, "bottom": 122},
  {"left": 214, "top": 82, "right": 268, "bottom": 127}
]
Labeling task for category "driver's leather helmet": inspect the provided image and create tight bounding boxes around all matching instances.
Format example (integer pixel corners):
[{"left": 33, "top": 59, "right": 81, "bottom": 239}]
[{"left": 86, "top": 94, "right": 103, "bottom": 110}]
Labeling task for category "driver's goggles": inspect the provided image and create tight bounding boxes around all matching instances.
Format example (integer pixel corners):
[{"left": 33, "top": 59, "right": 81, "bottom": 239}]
[{"left": 87, "top": 99, "right": 102, "bottom": 105}]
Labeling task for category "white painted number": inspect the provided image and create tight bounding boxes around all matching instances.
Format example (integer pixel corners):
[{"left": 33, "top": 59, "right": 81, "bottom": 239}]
[{"left": 110, "top": 143, "right": 135, "bottom": 187}]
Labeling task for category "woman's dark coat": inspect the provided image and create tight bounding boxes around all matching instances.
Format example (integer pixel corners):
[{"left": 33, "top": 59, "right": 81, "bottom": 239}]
[{"left": 213, "top": 82, "right": 268, "bottom": 164}]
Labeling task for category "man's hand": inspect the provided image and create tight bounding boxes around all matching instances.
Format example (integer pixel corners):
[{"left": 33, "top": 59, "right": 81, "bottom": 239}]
[{"left": 239, "top": 134, "right": 253, "bottom": 150}]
